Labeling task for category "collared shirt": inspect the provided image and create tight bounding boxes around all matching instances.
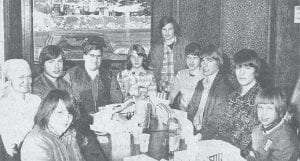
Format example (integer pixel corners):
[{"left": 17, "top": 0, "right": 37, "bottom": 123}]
[
  {"left": 193, "top": 71, "right": 218, "bottom": 130},
  {"left": 0, "top": 92, "right": 41, "bottom": 156}
]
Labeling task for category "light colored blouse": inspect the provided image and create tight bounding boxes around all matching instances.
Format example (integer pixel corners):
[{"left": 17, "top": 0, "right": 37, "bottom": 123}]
[
  {"left": 0, "top": 92, "right": 41, "bottom": 156},
  {"left": 117, "top": 69, "right": 157, "bottom": 99}
]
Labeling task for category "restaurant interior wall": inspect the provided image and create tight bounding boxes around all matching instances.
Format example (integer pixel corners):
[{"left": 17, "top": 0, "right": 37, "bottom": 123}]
[
  {"left": 152, "top": 0, "right": 300, "bottom": 97},
  {"left": 2, "top": 0, "right": 300, "bottom": 97}
]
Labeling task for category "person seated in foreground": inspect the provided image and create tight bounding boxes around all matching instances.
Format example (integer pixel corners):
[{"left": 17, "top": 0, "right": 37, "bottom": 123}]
[
  {"left": 33, "top": 45, "right": 88, "bottom": 161},
  {"left": 117, "top": 44, "right": 157, "bottom": 100},
  {"left": 0, "top": 59, "right": 41, "bottom": 160},
  {"left": 33, "top": 45, "right": 71, "bottom": 99},
  {"left": 64, "top": 40, "right": 121, "bottom": 161},
  {"left": 241, "top": 88, "right": 299, "bottom": 161},
  {"left": 186, "top": 44, "right": 233, "bottom": 140},
  {"left": 64, "top": 40, "right": 123, "bottom": 114},
  {"left": 168, "top": 42, "right": 204, "bottom": 111},
  {"left": 215, "top": 49, "right": 263, "bottom": 149},
  {"left": 21, "top": 89, "right": 84, "bottom": 161}
]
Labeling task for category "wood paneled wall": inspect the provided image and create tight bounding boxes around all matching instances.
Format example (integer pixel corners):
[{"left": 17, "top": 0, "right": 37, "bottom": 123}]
[
  {"left": 274, "top": 0, "right": 300, "bottom": 96},
  {"left": 4, "top": 0, "right": 22, "bottom": 59},
  {"left": 151, "top": 0, "right": 222, "bottom": 48}
]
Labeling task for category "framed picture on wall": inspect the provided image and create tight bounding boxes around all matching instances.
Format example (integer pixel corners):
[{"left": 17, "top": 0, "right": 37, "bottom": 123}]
[{"left": 32, "top": 0, "right": 151, "bottom": 73}]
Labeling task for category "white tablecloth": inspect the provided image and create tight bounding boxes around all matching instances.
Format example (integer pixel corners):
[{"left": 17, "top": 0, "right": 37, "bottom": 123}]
[{"left": 174, "top": 140, "right": 246, "bottom": 161}]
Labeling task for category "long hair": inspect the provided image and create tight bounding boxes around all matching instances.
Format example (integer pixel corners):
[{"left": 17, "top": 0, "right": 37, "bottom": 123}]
[
  {"left": 159, "top": 16, "right": 181, "bottom": 38},
  {"left": 34, "top": 89, "right": 79, "bottom": 130},
  {"left": 39, "top": 45, "right": 65, "bottom": 72},
  {"left": 200, "top": 44, "right": 224, "bottom": 67},
  {"left": 233, "top": 49, "right": 261, "bottom": 78},
  {"left": 233, "top": 49, "right": 273, "bottom": 88},
  {"left": 126, "top": 44, "right": 150, "bottom": 70}
]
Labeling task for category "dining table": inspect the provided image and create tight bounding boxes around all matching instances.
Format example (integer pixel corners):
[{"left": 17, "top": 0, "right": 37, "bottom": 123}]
[{"left": 90, "top": 98, "right": 246, "bottom": 161}]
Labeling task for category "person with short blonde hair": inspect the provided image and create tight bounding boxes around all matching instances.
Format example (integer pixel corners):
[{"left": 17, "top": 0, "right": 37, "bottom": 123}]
[
  {"left": 0, "top": 59, "right": 41, "bottom": 159},
  {"left": 187, "top": 44, "right": 233, "bottom": 140}
]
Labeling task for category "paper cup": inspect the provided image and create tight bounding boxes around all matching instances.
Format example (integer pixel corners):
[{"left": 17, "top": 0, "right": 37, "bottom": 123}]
[{"left": 139, "top": 133, "right": 150, "bottom": 153}]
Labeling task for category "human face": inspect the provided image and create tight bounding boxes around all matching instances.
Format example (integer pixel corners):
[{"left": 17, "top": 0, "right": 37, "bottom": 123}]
[
  {"left": 161, "top": 23, "right": 175, "bottom": 42},
  {"left": 44, "top": 55, "right": 64, "bottom": 79},
  {"left": 9, "top": 68, "right": 32, "bottom": 94},
  {"left": 257, "top": 104, "right": 279, "bottom": 128},
  {"left": 235, "top": 64, "right": 256, "bottom": 87},
  {"left": 48, "top": 99, "right": 73, "bottom": 135},
  {"left": 201, "top": 56, "right": 219, "bottom": 76},
  {"left": 83, "top": 49, "right": 102, "bottom": 71},
  {"left": 130, "top": 51, "right": 143, "bottom": 69},
  {"left": 186, "top": 54, "right": 200, "bottom": 71}
]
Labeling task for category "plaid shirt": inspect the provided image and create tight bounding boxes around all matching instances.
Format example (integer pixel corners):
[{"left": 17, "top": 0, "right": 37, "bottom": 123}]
[
  {"left": 160, "top": 39, "right": 177, "bottom": 92},
  {"left": 117, "top": 69, "right": 157, "bottom": 99}
]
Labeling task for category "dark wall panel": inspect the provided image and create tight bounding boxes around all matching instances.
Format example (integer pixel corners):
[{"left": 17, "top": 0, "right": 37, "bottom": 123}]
[
  {"left": 221, "top": 0, "right": 271, "bottom": 59},
  {"left": 151, "top": 0, "right": 221, "bottom": 48},
  {"left": 274, "top": 0, "right": 300, "bottom": 96},
  {"left": 4, "top": 0, "right": 22, "bottom": 59},
  {"left": 176, "top": 0, "right": 221, "bottom": 47}
]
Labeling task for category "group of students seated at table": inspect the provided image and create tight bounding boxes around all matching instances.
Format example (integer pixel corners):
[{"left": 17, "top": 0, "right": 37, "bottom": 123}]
[{"left": 0, "top": 16, "right": 299, "bottom": 161}]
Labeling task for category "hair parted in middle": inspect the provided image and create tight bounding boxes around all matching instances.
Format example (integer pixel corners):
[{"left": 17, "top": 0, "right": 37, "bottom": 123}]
[
  {"left": 200, "top": 44, "right": 224, "bottom": 67},
  {"left": 126, "top": 44, "right": 150, "bottom": 70},
  {"left": 34, "top": 89, "right": 79, "bottom": 130},
  {"left": 39, "top": 45, "right": 65, "bottom": 69},
  {"left": 159, "top": 16, "right": 181, "bottom": 37}
]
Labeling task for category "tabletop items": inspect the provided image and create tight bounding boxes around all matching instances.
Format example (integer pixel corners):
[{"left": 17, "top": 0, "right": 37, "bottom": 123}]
[{"left": 90, "top": 96, "right": 245, "bottom": 161}]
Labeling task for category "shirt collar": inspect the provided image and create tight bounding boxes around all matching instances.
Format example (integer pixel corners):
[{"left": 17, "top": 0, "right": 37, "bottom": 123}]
[
  {"left": 204, "top": 70, "right": 219, "bottom": 88},
  {"left": 263, "top": 119, "right": 285, "bottom": 135}
]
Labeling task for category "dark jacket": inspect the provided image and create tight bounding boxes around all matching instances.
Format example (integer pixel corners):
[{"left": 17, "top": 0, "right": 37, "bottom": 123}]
[
  {"left": 246, "top": 121, "right": 299, "bottom": 161},
  {"left": 32, "top": 73, "right": 72, "bottom": 99},
  {"left": 64, "top": 66, "right": 117, "bottom": 161},
  {"left": 149, "top": 37, "right": 189, "bottom": 86},
  {"left": 65, "top": 65, "right": 123, "bottom": 114},
  {"left": 187, "top": 72, "right": 234, "bottom": 139}
]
